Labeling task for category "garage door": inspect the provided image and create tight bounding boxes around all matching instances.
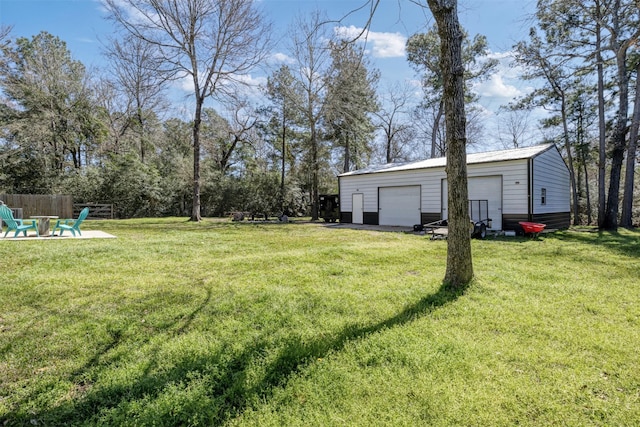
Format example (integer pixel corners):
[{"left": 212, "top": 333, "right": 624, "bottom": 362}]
[
  {"left": 442, "top": 176, "right": 502, "bottom": 230},
  {"left": 379, "top": 186, "right": 421, "bottom": 226}
]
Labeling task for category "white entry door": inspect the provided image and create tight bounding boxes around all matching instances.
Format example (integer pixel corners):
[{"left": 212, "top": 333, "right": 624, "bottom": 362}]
[
  {"left": 379, "top": 186, "right": 421, "bottom": 226},
  {"left": 352, "top": 193, "right": 363, "bottom": 224},
  {"left": 442, "top": 176, "right": 502, "bottom": 230}
]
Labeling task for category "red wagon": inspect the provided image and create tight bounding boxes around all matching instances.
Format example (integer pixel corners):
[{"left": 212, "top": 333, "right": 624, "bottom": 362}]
[{"left": 518, "top": 221, "right": 546, "bottom": 237}]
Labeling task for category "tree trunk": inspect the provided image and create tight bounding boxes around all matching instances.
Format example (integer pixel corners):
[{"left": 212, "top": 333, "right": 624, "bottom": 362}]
[
  {"left": 583, "top": 158, "right": 592, "bottom": 225},
  {"left": 386, "top": 123, "right": 393, "bottom": 163},
  {"left": 137, "top": 106, "right": 146, "bottom": 164},
  {"left": 428, "top": 0, "right": 473, "bottom": 289},
  {"left": 559, "top": 93, "right": 580, "bottom": 225},
  {"left": 311, "top": 123, "right": 319, "bottom": 220},
  {"left": 621, "top": 62, "right": 640, "bottom": 228},
  {"left": 603, "top": 49, "right": 630, "bottom": 230},
  {"left": 596, "top": 1, "right": 606, "bottom": 229},
  {"left": 191, "top": 97, "right": 203, "bottom": 222},
  {"left": 432, "top": 99, "right": 444, "bottom": 158},
  {"left": 281, "top": 114, "right": 286, "bottom": 211},
  {"left": 344, "top": 132, "right": 351, "bottom": 173}
]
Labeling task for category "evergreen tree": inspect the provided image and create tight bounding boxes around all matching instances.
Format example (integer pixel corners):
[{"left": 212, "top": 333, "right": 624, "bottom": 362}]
[{"left": 324, "top": 39, "right": 379, "bottom": 173}]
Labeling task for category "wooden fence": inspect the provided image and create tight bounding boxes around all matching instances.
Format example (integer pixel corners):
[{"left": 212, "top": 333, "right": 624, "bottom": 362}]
[
  {"left": 73, "top": 203, "right": 114, "bottom": 220},
  {"left": 0, "top": 194, "right": 73, "bottom": 219},
  {"left": 0, "top": 195, "right": 114, "bottom": 220}
]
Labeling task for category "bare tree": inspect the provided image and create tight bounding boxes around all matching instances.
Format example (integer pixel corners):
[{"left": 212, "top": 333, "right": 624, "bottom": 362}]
[
  {"left": 0, "top": 25, "right": 11, "bottom": 51},
  {"left": 413, "top": 103, "right": 445, "bottom": 158},
  {"left": 104, "top": 0, "right": 272, "bottom": 221},
  {"left": 104, "top": 34, "right": 168, "bottom": 163},
  {"left": 288, "top": 11, "right": 332, "bottom": 220},
  {"left": 496, "top": 108, "right": 534, "bottom": 149},
  {"left": 374, "top": 82, "right": 417, "bottom": 163},
  {"left": 200, "top": 99, "right": 258, "bottom": 175},
  {"left": 93, "top": 76, "right": 130, "bottom": 156}
]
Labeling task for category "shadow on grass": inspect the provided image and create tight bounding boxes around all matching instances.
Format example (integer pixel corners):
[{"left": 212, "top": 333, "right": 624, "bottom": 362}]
[
  {"left": 4, "top": 282, "right": 467, "bottom": 425},
  {"left": 548, "top": 228, "right": 640, "bottom": 258}
]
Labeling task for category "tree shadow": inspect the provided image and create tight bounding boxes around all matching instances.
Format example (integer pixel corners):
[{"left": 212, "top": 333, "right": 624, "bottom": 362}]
[
  {"left": 548, "top": 228, "right": 640, "bottom": 258},
  {"left": 4, "top": 282, "right": 467, "bottom": 425}
]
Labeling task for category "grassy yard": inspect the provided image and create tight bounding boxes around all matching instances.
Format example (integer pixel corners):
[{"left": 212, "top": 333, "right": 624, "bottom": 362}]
[{"left": 1, "top": 218, "right": 639, "bottom": 426}]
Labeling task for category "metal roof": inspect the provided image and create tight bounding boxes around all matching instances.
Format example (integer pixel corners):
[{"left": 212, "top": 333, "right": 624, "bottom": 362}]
[{"left": 339, "top": 143, "right": 557, "bottom": 177}]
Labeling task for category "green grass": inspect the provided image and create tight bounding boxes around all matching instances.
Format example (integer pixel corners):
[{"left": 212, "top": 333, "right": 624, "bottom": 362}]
[{"left": 1, "top": 218, "right": 639, "bottom": 426}]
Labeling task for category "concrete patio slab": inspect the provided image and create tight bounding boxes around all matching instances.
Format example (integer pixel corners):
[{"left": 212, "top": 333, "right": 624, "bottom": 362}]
[{"left": 0, "top": 230, "right": 116, "bottom": 241}]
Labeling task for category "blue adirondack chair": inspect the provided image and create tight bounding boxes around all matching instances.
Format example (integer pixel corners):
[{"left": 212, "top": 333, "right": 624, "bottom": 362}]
[
  {"left": 0, "top": 205, "right": 39, "bottom": 238},
  {"left": 51, "top": 207, "right": 89, "bottom": 237}
]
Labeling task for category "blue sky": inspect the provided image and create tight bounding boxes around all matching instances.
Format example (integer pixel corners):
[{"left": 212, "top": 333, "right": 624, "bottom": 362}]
[{"left": 0, "top": 0, "right": 540, "bottom": 151}]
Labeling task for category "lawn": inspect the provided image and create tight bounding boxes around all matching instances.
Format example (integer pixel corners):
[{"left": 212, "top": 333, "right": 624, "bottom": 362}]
[{"left": 1, "top": 218, "right": 639, "bottom": 426}]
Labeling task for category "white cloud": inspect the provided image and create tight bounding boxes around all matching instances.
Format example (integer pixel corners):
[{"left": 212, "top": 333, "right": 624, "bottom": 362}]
[
  {"left": 99, "top": 0, "right": 157, "bottom": 25},
  {"left": 477, "top": 74, "right": 521, "bottom": 99},
  {"left": 235, "top": 73, "right": 268, "bottom": 89},
  {"left": 177, "top": 73, "right": 194, "bottom": 93},
  {"left": 175, "top": 72, "right": 266, "bottom": 99},
  {"left": 334, "top": 25, "right": 406, "bottom": 58},
  {"left": 270, "top": 52, "right": 295, "bottom": 65},
  {"left": 473, "top": 50, "right": 534, "bottom": 104}
]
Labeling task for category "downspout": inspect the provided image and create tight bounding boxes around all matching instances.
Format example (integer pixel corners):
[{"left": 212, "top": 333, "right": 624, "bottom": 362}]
[
  {"left": 528, "top": 159, "right": 533, "bottom": 221},
  {"left": 338, "top": 175, "right": 342, "bottom": 222}
]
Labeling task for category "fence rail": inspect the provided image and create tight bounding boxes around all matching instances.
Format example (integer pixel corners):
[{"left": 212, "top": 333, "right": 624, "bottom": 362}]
[
  {"left": 0, "top": 194, "right": 73, "bottom": 219},
  {"left": 74, "top": 204, "right": 114, "bottom": 220}
]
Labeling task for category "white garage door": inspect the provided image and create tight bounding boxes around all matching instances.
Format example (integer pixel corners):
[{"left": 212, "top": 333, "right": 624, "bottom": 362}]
[
  {"left": 442, "top": 176, "right": 502, "bottom": 230},
  {"left": 379, "top": 186, "right": 421, "bottom": 226}
]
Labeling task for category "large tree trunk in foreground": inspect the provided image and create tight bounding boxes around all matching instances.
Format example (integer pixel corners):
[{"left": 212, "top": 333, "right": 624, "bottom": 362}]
[{"left": 427, "top": 0, "right": 473, "bottom": 288}]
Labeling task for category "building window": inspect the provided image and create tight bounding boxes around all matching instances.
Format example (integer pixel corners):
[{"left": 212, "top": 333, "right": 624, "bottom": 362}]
[{"left": 541, "top": 188, "right": 547, "bottom": 205}]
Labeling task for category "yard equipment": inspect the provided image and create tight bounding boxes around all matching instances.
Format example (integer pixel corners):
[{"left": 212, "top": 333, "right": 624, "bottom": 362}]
[{"left": 518, "top": 221, "right": 546, "bottom": 238}]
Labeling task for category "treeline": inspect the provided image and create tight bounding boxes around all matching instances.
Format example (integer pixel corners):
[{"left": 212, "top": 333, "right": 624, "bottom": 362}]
[
  {"left": 0, "top": 34, "right": 374, "bottom": 219},
  {"left": 510, "top": 0, "right": 640, "bottom": 228},
  {"left": 0, "top": 12, "right": 384, "bottom": 219},
  {"left": 0, "top": 0, "right": 638, "bottom": 227}
]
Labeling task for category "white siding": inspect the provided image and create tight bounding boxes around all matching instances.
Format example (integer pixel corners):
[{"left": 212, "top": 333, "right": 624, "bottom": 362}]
[
  {"left": 467, "top": 160, "right": 529, "bottom": 215},
  {"left": 338, "top": 146, "right": 570, "bottom": 228},
  {"left": 339, "top": 159, "right": 531, "bottom": 220},
  {"left": 532, "top": 147, "right": 570, "bottom": 214},
  {"left": 340, "top": 169, "right": 436, "bottom": 213},
  {"left": 443, "top": 175, "right": 503, "bottom": 230},
  {"left": 339, "top": 174, "right": 379, "bottom": 212},
  {"left": 421, "top": 168, "right": 447, "bottom": 214}
]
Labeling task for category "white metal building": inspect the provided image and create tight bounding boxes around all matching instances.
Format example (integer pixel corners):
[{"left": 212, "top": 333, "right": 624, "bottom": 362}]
[{"left": 338, "top": 143, "right": 571, "bottom": 231}]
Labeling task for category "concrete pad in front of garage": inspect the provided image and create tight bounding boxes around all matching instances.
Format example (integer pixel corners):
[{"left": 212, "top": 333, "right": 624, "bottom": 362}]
[{"left": 323, "top": 223, "right": 413, "bottom": 233}]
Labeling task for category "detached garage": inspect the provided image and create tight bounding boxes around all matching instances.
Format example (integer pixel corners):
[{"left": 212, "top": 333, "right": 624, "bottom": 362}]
[{"left": 338, "top": 143, "right": 571, "bottom": 231}]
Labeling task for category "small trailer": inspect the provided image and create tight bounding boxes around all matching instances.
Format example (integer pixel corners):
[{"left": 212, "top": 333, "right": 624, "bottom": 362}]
[
  {"left": 417, "top": 200, "right": 492, "bottom": 240},
  {"left": 420, "top": 218, "right": 492, "bottom": 240}
]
